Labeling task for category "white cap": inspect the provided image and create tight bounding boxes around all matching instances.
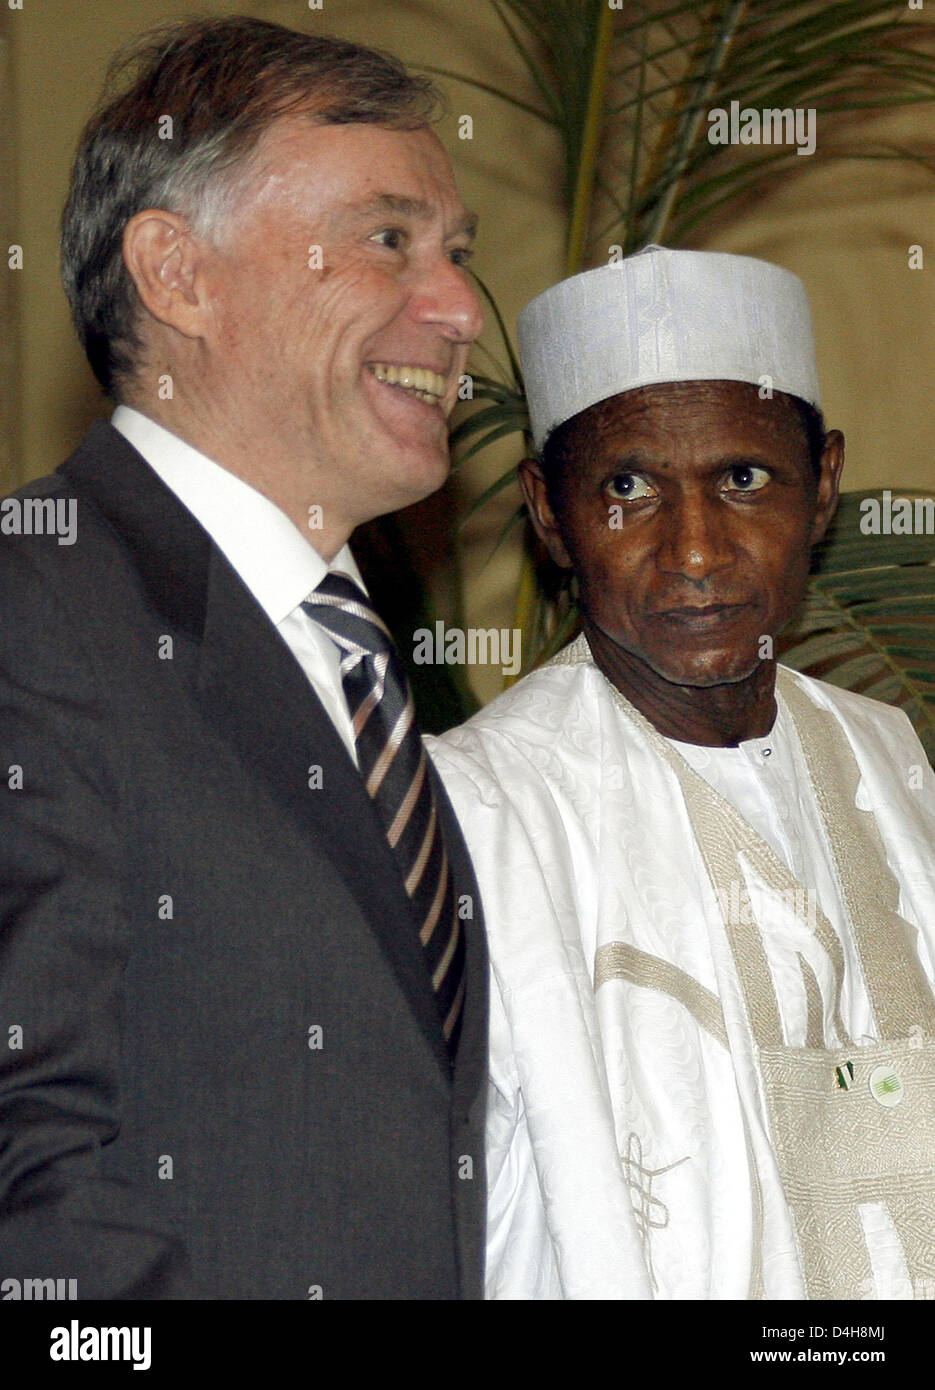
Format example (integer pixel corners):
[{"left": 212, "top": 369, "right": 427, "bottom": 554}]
[{"left": 517, "top": 246, "right": 821, "bottom": 452}]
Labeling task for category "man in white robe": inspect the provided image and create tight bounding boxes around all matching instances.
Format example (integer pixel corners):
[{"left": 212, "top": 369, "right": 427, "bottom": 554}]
[{"left": 428, "top": 247, "right": 935, "bottom": 1300}]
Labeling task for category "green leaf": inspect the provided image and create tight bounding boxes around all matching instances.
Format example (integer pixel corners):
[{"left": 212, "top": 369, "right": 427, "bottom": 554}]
[
  {"left": 450, "top": 400, "right": 528, "bottom": 449},
  {"left": 464, "top": 465, "right": 521, "bottom": 519},
  {"left": 469, "top": 269, "right": 525, "bottom": 388},
  {"left": 780, "top": 491, "right": 935, "bottom": 758},
  {"left": 452, "top": 417, "right": 529, "bottom": 467},
  {"left": 491, "top": 0, "right": 566, "bottom": 124},
  {"left": 449, "top": 1, "right": 935, "bottom": 751},
  {"left": 416, "top": 63, "right": 552, "bottom": 123}
]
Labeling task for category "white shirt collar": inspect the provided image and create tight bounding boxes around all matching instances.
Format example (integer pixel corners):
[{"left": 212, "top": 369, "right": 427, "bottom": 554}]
[
  {"left": 667, "top": 697, "right": 784, "bottom": 768},
  {"left": 111, "top": 406, "right": 364, "bottom": 624}
]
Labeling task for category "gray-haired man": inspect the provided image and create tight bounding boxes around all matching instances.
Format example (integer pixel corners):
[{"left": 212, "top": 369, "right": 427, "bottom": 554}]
[{"left": 0, "top": 17, "right": 487, "bottom": 1299}]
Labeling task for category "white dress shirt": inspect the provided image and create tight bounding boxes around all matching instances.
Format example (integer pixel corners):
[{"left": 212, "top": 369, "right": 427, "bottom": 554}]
[{"left": 112, "top": 405, "right": 362, "bottom": 763}]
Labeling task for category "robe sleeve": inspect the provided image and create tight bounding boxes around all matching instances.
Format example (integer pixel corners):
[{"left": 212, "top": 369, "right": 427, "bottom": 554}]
[{"left": 427, "top": 735, "right": 568, "bottom": 1297}]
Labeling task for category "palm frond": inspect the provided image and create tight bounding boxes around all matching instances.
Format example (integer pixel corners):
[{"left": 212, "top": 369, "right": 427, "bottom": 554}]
[
  {"left": 780, "top": 492, "right": 935, "bottom": 763},
  {"left": 440, "top": 1, "right": 935, "bottom": 698},
  {"left": 468, "top": 269, "right": 524, "bottom": 387},
  {"left": 597, "top": 1, "right": 935, "bottom": 255},
  {"left": 417, "top": 63, "right": 551, "bottom": 123},
  {"left": 451, "top": 414, "right": 529, "bottom": 468},
  {"left": 463, "top": 465, "right": 523, "bottom": 520}
]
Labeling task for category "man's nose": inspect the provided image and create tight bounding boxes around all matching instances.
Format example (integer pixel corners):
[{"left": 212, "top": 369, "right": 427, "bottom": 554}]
[
  {"left": 408, "top": 256, "right": 485, "bottom": 344},
  {"left": 657, "top": 495, "right": 735, "bottom": 582}
]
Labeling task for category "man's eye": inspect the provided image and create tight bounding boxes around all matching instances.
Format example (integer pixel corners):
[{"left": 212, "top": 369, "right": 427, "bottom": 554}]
[
  {"left": 725, "top": 464, "right": 769, "bottom": 493},
  {"left": 448, "top": 246, "right": 473, "bottom": 267},
  {"left": 370, "top": 227, "right": 405, "bottom": 250},
  {"left": 605, "top": 473, "right": 655, "bottom": 502}
]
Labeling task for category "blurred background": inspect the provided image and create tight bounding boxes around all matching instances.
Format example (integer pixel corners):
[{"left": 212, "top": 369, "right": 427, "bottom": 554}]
[{"left": 1, "top": 0, "right": 934, "bottom": 707}]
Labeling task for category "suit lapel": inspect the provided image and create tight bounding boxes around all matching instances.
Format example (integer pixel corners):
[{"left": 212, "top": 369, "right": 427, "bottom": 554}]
[
  {"left": 429, "top": 761, "right": 489, "bottom": 1294},
  {"left": 197, "top": 552, "right": 452, "bottom": 1077},
  {"left": 430, "top": 762, "right": 488, "bottom": 1098},
  {"left": 61, "top": 422, "right": 452, "bottom": 1080}
]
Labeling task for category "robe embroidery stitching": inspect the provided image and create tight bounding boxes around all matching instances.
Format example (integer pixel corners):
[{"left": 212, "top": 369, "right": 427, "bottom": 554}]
[{"left": 598, "top": 659, "right": 935, "bottom": 1299}]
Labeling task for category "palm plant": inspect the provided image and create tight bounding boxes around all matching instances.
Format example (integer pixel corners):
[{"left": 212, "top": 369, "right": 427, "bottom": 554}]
[
  {"left": 435, "top": 0, "right": 935, "bottom": 752},
  {"left": 780, "top": 491, "right": 935, "bottom": 762}
]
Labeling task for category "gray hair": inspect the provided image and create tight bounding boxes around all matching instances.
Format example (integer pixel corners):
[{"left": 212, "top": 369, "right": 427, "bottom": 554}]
[{"left": 61, "top": 17, "right": 443, "bottom": 397}]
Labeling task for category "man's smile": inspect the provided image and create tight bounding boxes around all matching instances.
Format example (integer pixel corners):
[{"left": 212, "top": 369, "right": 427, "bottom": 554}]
[{"left": 366, "top": 361, "right": 448, "bottom": 406}]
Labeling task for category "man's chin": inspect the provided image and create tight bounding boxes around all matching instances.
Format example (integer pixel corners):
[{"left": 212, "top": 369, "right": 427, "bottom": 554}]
[
  {"left": 400, "top": 445, "right": 451, "bottom": 498},
  {"left": 377, "top": 414, "right": 450, "bottom": 476},
  {"left": 357, "top": 411, "right": 450, "bottom": 490},
  {"left": 648, "top": 652, "right": 768, "bottom": 691}
]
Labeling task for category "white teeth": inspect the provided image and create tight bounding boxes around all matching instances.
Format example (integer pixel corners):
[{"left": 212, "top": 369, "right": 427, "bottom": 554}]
[{"left": 368, "top": 363, "right": 446, "bottom": 401}]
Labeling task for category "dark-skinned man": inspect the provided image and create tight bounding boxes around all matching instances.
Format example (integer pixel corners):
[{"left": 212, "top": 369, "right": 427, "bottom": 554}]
[{"left": 429, "top": 246, "right": 935, "bottom": 1300}]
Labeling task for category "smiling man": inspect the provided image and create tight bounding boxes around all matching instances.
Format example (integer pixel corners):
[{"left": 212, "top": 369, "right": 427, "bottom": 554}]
[
  {"left": 429, "top": 247, "right": 935, "bottom": 1299},
  {"left": 0, "top": 19, "right": 487, "bottom": 1299}
]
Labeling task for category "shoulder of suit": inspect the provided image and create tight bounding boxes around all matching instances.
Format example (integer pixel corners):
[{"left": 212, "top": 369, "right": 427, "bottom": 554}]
[
  {"left": 0, "top": 426, "right": 168, "bottom": 664},
  {"left": 1, "top": 425, "right": 122, "bottom": 573},
  {"left": 0, "top": 470, "right": 79, "bottom": 579}
]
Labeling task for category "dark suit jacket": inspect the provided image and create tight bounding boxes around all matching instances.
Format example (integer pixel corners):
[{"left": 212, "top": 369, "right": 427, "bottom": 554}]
[{"left": 0, "top": 422, "right": 488, "bottom": 1299}]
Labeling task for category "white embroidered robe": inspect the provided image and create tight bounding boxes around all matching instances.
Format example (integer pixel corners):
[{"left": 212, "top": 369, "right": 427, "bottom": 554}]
[{"left": 428, "top": 637, "right": 935, "bottom": 1300}]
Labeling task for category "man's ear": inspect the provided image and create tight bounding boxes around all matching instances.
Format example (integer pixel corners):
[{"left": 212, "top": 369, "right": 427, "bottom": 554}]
[
  {"left": 518, "top": 457, "right": 574, "bottom": 570},
  {"left": 810, "top": 428, "right": 845, "bottom": 545},
  {"left": 122, "top": 209, "right": 209, "bottom": 340}
]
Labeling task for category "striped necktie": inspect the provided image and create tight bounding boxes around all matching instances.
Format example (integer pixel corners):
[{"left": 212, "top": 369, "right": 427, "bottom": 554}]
[{"left": 304, "top": 572, "right": 465, "bottom": 1057}]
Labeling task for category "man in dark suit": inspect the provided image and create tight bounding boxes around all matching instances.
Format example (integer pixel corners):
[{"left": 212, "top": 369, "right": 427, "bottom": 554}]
[{"left": 0, "top": 17, "right": 487, "bottom": 1299}]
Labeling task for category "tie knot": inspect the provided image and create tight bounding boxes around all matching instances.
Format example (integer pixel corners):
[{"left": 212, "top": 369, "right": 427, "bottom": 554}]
[{"left": 303, "top": 571, "right": 394, "bottom": 665}]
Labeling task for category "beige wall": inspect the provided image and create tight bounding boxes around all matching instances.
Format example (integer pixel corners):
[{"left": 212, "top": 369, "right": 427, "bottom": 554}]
[
  {"left": 3, "top": 1, "right": 934, "bottom": 701},
  {"left": 0, "top": 7, "right": 19, "bottom": 487}
]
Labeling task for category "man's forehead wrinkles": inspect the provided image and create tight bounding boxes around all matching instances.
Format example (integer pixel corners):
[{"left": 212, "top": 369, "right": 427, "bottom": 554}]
[
  {"left": 587, "top": 403, "right": 796, "bottom": 454},
  {"left": 595, "top": 448, "right": 771, "bottom": 474},
  {"left": 362, "top": 193, "right": 433, "bottom": 218},
  {"left": 342, "top": 192, "right": 478, "bottom": 238}
]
